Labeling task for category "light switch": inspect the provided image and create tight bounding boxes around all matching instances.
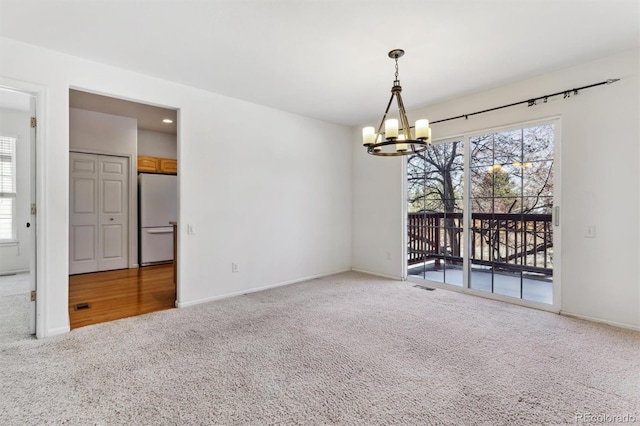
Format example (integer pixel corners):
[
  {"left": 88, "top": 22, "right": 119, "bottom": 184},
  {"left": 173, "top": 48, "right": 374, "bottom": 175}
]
[
  {"left": 187, "top": 224, "right": 195, "bottom": 235},
  {"left": 585, "top": 225, "right": 595, "bottom": 238}
]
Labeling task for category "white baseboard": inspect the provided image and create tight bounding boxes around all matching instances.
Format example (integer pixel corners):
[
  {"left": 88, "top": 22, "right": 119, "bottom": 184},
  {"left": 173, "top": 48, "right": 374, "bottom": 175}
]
[
  {"left": 350, "top": 268, "right": 402, "bottom": 281},
  {"left": 43, "top": 325, "right": 71, "bottom": 338},
  {"left": 176, "top": 269, "right": 352, "bottom": 308},
  {"left": 560, "top": 311, "right": 640, "bottom": 332}
]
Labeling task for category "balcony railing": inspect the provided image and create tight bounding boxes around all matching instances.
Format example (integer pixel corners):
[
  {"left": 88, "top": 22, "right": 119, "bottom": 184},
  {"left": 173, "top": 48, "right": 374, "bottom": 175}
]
[{"left": 408, "top": 212, "right": 553, "bottom": 275}]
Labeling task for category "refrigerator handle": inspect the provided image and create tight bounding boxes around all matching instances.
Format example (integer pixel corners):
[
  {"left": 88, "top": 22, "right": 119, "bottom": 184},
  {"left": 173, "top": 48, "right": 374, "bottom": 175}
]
[{"left": 145, "top": 228, "right": 174, "bottom": 234}]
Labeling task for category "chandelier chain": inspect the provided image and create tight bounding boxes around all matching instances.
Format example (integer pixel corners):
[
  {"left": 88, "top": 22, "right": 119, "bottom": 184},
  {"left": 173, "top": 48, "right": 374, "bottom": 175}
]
[{"left": 394, "top": 57, "right": 399, "bottom": 81}]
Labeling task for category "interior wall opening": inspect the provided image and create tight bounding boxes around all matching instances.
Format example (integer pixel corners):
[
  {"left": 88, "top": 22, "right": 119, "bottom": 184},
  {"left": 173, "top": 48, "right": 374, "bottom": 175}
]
[{"left": 68, "top": 89, "right": 179, "bottom": 329}]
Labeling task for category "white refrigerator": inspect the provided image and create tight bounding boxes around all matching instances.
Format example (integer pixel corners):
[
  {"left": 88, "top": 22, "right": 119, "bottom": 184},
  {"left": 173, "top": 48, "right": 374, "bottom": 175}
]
[{"left": 139, "top": 173, "right": 177, "bottom": 266}]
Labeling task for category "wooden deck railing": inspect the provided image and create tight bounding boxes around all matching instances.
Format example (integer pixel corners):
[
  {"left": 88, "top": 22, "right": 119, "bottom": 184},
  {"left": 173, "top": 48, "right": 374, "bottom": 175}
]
[{"left": 408, "top": 212, "right": 553, "bottom": 275}]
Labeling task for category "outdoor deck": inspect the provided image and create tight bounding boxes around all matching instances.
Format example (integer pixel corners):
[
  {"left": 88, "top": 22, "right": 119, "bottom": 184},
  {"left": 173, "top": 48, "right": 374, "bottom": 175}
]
[
  {"left": 408, "top": 212, "right": 553, "bottom": 304},
  {"left": 408, "top": 261, "right": 552, "bottom": 304}
]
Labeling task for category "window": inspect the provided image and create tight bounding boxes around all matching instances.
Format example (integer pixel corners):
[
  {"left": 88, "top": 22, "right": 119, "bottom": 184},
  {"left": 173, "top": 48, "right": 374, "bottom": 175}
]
[{"left": 0, "top": 136, "right": 17, "bottom": 242}]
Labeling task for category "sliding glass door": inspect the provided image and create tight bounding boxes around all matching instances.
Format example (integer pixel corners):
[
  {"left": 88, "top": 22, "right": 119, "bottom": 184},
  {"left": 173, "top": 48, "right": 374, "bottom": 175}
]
[{"left": 407, "top": 121, "right": 557, "bottom": 306}]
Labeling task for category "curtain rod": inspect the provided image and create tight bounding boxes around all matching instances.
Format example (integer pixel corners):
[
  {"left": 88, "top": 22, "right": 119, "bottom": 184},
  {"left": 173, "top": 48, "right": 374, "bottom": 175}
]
[{"left": 429, "top": 78, "right": 620, "bottom": 125}]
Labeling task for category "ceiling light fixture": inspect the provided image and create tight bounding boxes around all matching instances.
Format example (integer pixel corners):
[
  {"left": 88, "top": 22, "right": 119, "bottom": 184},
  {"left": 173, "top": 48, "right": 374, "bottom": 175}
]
[
  {"left": 363, "top": 49, "right": 431, "bottom": 156},
  {"left": 162, "top": 118, "right": 174, "bottom": 124}
]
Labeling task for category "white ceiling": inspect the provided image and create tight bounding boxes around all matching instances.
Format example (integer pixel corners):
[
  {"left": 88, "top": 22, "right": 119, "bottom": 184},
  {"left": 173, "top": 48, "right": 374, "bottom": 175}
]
[{"left": 1, "top": 0, "right": 638, "bottom": 126}]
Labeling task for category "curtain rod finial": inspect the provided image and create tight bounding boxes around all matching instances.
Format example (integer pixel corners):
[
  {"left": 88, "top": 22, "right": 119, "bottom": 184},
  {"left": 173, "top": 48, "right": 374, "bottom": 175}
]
[{"left": 606, "top": 78, "right": 620, "bottom": 85}]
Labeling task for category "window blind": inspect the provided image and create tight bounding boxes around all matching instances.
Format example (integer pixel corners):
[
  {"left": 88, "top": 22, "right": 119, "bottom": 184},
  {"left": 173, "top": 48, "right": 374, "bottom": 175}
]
[{"left": 0, "top": 136, "right": 17, "bottom": 241}]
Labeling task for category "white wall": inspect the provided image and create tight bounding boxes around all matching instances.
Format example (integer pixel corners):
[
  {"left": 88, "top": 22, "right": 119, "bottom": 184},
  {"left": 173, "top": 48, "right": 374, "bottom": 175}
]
[
  {"left": 0, "top": 37, "right": 352, "bottom": 337},
  {"left": 69, "top": 107, "right": 139, "bottom": 268},
  {"left": 0, "top": 107, "right": 31, "bottom": 274},
  {"left": 137, "top": 129, "right": 177, "bottom": 159},
  {"left": 70, "top": 108, "right": 137, "bottom": 154},
  {"left": 353, "top": 50, "right": 640, "bottom": 330}
]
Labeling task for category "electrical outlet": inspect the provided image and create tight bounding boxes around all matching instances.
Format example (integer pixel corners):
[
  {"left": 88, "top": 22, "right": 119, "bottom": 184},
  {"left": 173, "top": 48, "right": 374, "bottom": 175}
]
[
  {"left": 232, "top": 262, "right": 239, "bottom": 273},
  {"left": 585, "top": 225, "right": 596, "bottom": 238}
]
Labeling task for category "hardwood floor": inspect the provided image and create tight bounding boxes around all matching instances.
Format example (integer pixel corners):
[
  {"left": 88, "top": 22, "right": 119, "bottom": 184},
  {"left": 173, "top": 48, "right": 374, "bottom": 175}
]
[{"left": 68, "top": 264, "right": 176, "bottom": 330}]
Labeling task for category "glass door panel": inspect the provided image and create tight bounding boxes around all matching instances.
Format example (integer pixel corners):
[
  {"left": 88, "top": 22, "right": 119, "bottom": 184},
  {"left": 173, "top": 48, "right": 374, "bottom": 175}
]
[
  {"left": 468, "top": 124, "right": 554, "bottom": 304},
  {"left": 407, "top": 140, "right": 463, "bottom": 286}
]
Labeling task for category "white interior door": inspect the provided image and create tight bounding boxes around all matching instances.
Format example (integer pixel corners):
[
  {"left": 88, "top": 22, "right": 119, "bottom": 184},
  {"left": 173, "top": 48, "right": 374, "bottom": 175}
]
[
  {"left": 97, "top": 155, "right": 128, "bottom": 271},
  {"left": 69, "top": 153, "right": 99, "bottom": 274},
  {"left": 69, "top": 152, "right": 128, "bottom": 274}
]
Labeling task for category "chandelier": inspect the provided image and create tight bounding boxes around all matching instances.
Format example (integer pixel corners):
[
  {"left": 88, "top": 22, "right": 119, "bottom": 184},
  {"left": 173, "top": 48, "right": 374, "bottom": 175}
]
[{"left": 362, "top": 49, "right": 432, "bottom": 156}]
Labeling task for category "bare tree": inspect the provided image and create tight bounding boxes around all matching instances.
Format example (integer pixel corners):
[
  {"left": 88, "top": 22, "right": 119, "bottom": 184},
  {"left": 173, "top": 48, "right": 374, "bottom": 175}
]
[
  {"left": 408, "top": 141, "right": 463, "bottom": 213},
  {"left": 469, "top": 125, "right": 554, "bottom": 268},
  {"left": 407, "top": 141, "right": 464, "bottom": 257}
]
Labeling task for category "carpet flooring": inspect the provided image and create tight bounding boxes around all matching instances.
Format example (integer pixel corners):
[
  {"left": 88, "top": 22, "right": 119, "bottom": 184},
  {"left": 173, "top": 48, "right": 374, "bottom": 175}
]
[
  {"left": 1, "top": 272, "right": 638, "bottom": 425},
  {"left": 0, "top": 273, "right": 31, "bottom": 344}
]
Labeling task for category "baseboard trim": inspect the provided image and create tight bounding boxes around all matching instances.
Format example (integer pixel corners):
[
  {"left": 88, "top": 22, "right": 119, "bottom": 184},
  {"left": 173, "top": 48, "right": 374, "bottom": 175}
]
[
  {"left": 560, "top": 311, "right": 640, "bottom": 332},
  {"left": 350, "top": 268, "right": 402, "bottom": 281},
  {"left": 45, "top": 325, "right": 71, "bottom": 338},
  {"left": 176, "top": 269, "right": 352, "bottom": 308}
]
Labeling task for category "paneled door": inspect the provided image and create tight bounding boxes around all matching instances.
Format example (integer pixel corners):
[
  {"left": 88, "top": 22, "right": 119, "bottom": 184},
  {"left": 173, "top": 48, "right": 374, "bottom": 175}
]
[{"left": 69, "top": 152, "right": 128, "bottom": 274}]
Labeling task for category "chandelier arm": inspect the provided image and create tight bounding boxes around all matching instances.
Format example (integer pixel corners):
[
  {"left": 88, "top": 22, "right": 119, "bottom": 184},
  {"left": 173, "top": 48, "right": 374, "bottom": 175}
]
[
  {"left": 395, "top": 91, "right": 412, "bottom": 140},
  {"left": 375, "top": 92, "right": 397, "bottom": 138}
]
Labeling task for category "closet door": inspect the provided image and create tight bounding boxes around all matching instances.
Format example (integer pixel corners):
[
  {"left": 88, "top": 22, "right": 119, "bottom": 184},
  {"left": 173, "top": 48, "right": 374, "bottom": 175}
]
[
  {"left": 97, "top": 155, "right": 128, "bottom": 271},
  {"left": 69, "top": 153, "right": 99, "bottom": 274},
  {"left": 69, "top": 153, "right": 129, "bottom": 274}
]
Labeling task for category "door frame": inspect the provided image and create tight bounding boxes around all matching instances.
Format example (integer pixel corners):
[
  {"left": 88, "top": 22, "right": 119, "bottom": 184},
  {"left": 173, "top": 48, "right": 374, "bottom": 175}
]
[
  {"left": 28, "top": 94, "right": 36, "bottom": 333},
  {"left": 0, "top": 77, "right": 46, "bottom": 338},
  {"left": 70, "top": 149, "right": 136, "bottom": 270},
  {"left": 403, "top": 116, "right": 562, "bottom": 314}
]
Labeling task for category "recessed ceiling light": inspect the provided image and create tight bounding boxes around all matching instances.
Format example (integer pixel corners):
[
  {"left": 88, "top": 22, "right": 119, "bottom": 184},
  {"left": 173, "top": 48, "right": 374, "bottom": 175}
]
[{"left": 162, "top": 118, "right": 173, "bottom": 124}]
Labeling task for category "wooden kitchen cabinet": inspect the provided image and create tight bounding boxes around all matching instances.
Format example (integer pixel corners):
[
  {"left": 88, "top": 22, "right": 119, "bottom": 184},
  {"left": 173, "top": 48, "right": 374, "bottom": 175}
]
[
  {"left": 137, "top": 156, "right": 177, "bottom": 174},
  {"left": 138, "top": 156, "right": 160, "bottom": 172},
  {"left": 159, "top": 158, "right": 177, "bottom": 174}
]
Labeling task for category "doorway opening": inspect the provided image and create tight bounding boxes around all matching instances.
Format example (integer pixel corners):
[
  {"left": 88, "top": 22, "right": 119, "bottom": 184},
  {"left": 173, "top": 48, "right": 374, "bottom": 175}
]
[
  {"left": 68, "top": 89, "right": 179, "bottom": 329},
  {"left": 0, "top": 87, "right": 37, "bottom": 341}
]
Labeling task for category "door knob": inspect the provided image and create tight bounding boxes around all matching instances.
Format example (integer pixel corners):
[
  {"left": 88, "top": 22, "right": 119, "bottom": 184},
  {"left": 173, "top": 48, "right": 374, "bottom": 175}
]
[
  {"left": 109, "top": 217, "right": 114, "bottom": 221},
  {"left": 26, "top": 222, "right": 31, "bottom": 228}
]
